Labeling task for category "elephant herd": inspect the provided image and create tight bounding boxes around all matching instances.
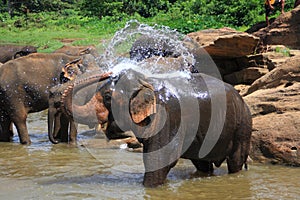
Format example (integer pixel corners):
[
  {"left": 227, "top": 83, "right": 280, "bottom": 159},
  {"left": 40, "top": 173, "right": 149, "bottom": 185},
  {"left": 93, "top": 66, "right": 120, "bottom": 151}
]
[{"left": 0, "top": 40, "right": 252, "bottom": 187}]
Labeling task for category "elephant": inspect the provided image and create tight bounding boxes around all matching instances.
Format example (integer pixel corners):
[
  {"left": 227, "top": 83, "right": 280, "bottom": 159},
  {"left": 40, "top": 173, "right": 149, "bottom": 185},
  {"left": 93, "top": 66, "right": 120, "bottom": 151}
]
[
  {"left": 0, "top": 53, "right": 97, "bottom": 144},
  {"left": 48, "top": 70, "right": 141, "bottom": 146},
  {"left": 129, "top": 35, "right": 180, "bottom": 62},
  {"left": 48, "top": 70, "right": 107, "bottom": 144},
  {"left": 61, "top": 68, "right": 253, "bottom": 187},
  {"left": 0, "top": 45, "right": 37, "bottom": 63},
  {"left": 54, "top": 45, "right": 99, "bottom": 57}
]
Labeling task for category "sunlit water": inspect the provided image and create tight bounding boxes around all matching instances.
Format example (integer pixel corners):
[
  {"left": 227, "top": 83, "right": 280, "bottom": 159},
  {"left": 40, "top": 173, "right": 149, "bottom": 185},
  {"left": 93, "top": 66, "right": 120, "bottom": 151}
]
[{"left": 0, "top": 111, "right": 299, "bottom": 200}]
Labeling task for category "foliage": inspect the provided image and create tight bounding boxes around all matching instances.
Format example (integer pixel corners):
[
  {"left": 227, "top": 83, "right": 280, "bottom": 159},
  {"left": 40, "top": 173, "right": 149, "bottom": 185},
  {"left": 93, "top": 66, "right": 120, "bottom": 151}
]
[{"left": 0, "top": 0, "right": 296, "bottom": 52}]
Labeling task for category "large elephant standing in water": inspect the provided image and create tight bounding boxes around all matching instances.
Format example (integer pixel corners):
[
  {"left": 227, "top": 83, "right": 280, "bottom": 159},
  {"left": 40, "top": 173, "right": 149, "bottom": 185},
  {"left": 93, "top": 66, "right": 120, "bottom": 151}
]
[
  {"left": 0, "top": 53, "right": 95, "bottom": 144},
  {"left": 0, "top": 45, "right": 37, "bottom": 63},
  {"left": 61, "top": 68, "right": 252, "bottom": 187}
]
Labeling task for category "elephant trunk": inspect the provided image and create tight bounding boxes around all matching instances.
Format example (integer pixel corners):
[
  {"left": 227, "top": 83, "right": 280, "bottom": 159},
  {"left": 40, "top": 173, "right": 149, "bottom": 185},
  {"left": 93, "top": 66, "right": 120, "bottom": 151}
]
[
  {"left": 61, "top": 72, "right": 112, "bottom": 126},
  {"left": 48, "top": 107, "right": 59, "bottom": 144}
]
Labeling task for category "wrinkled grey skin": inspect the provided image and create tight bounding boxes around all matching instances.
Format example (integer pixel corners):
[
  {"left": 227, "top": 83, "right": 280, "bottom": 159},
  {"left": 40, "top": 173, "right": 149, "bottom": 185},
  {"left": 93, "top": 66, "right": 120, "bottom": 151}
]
[
  {"left": 0, "top": 53, "right": 95, "bottom": 144},
  {"left": 0, "top": 45, "right": 37, "bottom": 63},
  {"left": 62, "top": 69, "right": 253, "bottom": 187}
]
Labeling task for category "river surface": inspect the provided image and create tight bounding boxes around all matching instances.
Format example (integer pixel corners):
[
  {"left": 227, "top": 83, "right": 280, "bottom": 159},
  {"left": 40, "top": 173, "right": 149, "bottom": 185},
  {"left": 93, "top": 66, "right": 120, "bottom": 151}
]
[{"left": 0, "top": 111, "right": 299, "bottom": 200}]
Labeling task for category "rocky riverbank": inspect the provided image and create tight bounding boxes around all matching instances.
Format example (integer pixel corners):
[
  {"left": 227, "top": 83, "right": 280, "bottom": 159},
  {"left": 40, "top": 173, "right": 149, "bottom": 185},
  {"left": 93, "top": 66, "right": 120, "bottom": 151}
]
[{"left": 188, "top": 6, "right": 300, "bottom": 166}]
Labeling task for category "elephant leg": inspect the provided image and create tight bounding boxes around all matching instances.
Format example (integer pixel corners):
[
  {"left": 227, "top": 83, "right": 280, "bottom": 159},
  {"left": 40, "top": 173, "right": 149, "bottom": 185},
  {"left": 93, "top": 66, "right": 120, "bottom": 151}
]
[
  {"left": 68, "top": 120, "right": 78, "bottom": 144},
  {"left": 143, "top": 165, "right": 173, "bottom": 187},
  {"left": 53, "top": 112, "right": 62, "bottom": 140},
  {"left": 191, "top": 159, "right": 214, "bottom": 173},
  {"left": 0, "top": 117, "right": 14, "bottom": 142},
  {"left": 226, "top": 142, "right": 247, "bottom": 173},
  {"left": 227, "top": 124, "right": 251, "bottom": 173},
  {"left": 143, "top": 148, "right": 178, "bottom": 187},
  {"left": 58, "top": 114, "right": 69, "bottom": 143},
  {"left": 10, "top": 110, "right": 31, "bottom": 144}
]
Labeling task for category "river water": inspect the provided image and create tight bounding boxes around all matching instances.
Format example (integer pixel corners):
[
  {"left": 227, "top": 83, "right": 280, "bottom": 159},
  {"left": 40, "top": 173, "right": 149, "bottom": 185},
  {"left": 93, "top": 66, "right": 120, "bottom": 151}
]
[{"left": 0, "top": 111, "right": 299, "bottom": 200}]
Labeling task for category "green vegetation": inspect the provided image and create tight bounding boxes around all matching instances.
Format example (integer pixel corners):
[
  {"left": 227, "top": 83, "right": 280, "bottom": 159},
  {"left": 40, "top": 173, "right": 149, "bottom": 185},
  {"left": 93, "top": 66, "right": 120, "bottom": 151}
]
[
  {"left": 275, "top": 46, "right": 291, "bottom": 57},
  {"left": 0, "top": 0, "right": 294, "bottom": 52}
]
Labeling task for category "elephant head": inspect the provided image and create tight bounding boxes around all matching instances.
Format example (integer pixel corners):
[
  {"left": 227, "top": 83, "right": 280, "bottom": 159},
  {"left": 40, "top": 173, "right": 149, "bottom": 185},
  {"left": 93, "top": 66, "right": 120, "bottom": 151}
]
[
  {"left": 60, "top": 58, "right": 85, "bottom": 83},
  {"left": 59, "top": 69, "right": 152, "bottom": 145}
]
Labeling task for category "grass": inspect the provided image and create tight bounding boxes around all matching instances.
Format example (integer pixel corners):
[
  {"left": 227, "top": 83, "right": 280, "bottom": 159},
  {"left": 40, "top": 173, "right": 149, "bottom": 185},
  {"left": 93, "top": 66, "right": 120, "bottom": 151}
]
[
  {"left": 0, "top": 8, "right": 267, "bottom": 53},
  {"left": 0, "top": 12, "right": 130, "bottom": 52}
]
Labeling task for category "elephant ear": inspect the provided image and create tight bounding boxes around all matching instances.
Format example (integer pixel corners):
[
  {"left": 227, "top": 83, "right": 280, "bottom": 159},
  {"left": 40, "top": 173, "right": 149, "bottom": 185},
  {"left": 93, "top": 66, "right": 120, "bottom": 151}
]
[
  {"left": 130, "top": 79, "right": 156, "bottom": 124},
  {"left": 61, "top": 58, "right": 83, "bottom": 81}
]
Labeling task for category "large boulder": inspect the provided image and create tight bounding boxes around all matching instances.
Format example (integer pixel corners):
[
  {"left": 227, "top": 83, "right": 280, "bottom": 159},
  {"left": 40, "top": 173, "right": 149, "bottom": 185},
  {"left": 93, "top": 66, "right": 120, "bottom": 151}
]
[
  {"left": 187, "top": 27, "right": 259, "bottom": 58},
  {"left": 253, "top": 6, "right": 300, "bottom": 51},
  {"left": 244, "top": 56, "right": 300, "bottom": 166}
]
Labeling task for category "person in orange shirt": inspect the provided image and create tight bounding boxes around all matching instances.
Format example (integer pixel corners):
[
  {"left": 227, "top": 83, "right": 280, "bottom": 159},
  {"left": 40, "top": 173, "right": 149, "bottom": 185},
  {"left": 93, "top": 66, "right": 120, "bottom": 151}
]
[{"left": 265, "top": 0, "right": 285, "bottom": 26}]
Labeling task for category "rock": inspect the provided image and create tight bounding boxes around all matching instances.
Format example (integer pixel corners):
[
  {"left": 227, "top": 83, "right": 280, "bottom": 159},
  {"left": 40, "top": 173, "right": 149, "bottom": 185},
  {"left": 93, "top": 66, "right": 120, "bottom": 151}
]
[
  {"left": 244, "top": 83, "right": 300, "bottom": 117},
  {"left": 243, "top": 55, "right": 300, "bottom": 95},
  {"left": 224, "top": 67, "right": 269, "bottom": 85},
  {"left": 234, "top": 84, "right": 251, "bottom": 95},
  {"left": 187, "top": 27, "right": 259, "bottom": 58},
  {"left": 243, "top": 54, "right": 300, "bottom": 166},
  {"left": 253, "top": 6, "right": 300, "bottom": 51},
  {"left": 246, "top": 18, "right": 276, "bottom": 34},
  {"left": 250, "top": 111, "right": 300, "bottom": 166}
]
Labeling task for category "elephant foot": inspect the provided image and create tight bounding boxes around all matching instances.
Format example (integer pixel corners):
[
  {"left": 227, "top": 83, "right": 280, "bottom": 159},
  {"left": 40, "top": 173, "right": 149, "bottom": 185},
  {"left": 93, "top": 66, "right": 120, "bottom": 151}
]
[
  {"left": 19, "top": 136, "right": 31, "bottom": 145},
  {"left": 124, "top": 137, "right": 143, "bottom": 149},
  {"left": 20, "top": 140, "right": 31, "bottom": 145},
  {"left": 191, "top": 159, "right": 214, "bottom": 173},
  {"left": 143, "top": 165, "right": 173, "bottom": 187}
]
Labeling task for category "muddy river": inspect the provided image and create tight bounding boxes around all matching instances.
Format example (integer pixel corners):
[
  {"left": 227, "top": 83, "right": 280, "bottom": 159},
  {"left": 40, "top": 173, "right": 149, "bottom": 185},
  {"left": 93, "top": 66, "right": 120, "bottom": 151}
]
[{"left": 0, "top": 111, "right": 299, "bottom": 200}]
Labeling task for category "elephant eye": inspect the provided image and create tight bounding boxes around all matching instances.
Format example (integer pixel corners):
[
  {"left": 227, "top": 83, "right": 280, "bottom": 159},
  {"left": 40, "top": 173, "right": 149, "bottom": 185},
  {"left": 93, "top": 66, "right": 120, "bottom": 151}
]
[{"left": 104, "top": 92, "right": 111, "bottom": 101}]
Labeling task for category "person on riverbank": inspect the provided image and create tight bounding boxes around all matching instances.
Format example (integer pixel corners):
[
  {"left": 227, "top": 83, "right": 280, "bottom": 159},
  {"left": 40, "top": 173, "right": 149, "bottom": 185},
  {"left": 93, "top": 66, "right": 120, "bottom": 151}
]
[
  {"left": 295, "top": 0, "right": 300, "bottom": 8},
  {"left": 265, "top": 0, "right": 285, "bottom": 26}
]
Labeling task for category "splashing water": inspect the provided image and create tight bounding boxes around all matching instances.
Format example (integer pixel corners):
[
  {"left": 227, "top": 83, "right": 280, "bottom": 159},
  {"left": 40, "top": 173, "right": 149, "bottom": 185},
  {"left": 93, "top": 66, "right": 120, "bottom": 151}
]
[{"left": 99, "top": 20, "right": 198, "bottom": 78}]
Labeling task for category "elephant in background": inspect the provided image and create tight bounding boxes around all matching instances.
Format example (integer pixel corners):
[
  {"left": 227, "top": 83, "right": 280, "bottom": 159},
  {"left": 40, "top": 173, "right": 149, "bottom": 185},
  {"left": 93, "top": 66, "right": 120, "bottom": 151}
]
[
  {"left": 54, "top": 45, "right": 99, "bottom": 57},
  {"left": 129, "top": 35, "right": 180, "bottom": 62},
  {"left": 61, "top": 69, "right": 252, "bottom": 187},
  {"left": 0, "top": 53, "right": 97, "bottom": 144},
  {"left": 48, "top": 70, "right": 142, "bottom": 146},
  {"left": 0, "top": 45, "right": 37, "bottom": 63},
  {"left": 48, "top": 69, "right": 108, "bottom": 144}
]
